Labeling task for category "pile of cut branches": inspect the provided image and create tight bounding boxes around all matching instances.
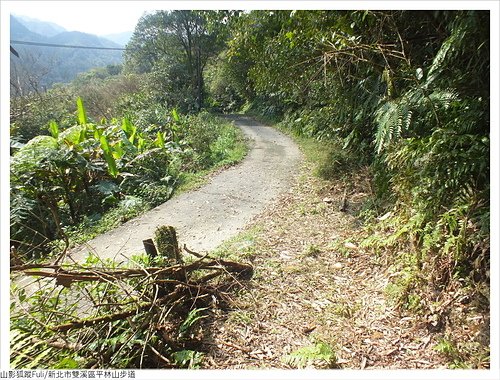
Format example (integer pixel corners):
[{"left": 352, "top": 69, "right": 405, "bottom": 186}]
[{"left": 10, "top": 226, "right": 253, "bottom": 369}]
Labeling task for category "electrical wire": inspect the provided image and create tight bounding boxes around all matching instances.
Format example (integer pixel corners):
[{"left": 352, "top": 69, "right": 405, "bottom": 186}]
[{"left": 10, "top": 40, "right": 127, "bottom": 51}]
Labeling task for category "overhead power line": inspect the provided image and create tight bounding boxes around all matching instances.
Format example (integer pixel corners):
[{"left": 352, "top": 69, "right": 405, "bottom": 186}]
[
  {"left": 10, "top": 45, "right": 20, "bottom": 57},
  {"left": 10, "top": 40, "right": 127, "bottom": 51}
]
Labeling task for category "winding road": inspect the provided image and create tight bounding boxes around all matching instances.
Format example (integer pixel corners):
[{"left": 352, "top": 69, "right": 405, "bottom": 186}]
[{"left": 68, "top": 116, "right": 302, "bottom": 264}]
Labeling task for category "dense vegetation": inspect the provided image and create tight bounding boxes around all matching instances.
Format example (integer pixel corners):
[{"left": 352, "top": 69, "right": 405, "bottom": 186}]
[
  {"left": 10, "top": 15, "right": 246, "bottom": 259},
  {"left": 215, "top": 9, "right": 490, "bottom": 312},
  {"left": 11, "top": 98, "right": 245, "bottom": 258},
  {"left": 10, "top": 9, "right": 490, "bottom": 369}
]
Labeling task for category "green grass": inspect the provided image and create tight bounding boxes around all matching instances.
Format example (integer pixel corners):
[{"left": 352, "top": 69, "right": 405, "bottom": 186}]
[
  {"left": 301, "top": 243, "right": 321, "bottom": 258},
  {"left": 289, "top": 135, "right": 358, "bottom": 181},
  {"left": 62, "top": 196, "right": 150, "bottom": 248},
  {"left": 244, "top": 110, "right": 358, "bottom": 182},
  {"left": 174, "top": 119, "right": 248, "bottom": 195}
]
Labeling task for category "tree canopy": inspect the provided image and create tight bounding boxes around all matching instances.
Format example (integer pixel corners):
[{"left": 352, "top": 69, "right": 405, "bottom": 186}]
[
  {"left": 125, "top": 10, "right": 223, "bottom": 112},
  {"left": 215, "top": 9, "right": 490, "bottom": 302}
]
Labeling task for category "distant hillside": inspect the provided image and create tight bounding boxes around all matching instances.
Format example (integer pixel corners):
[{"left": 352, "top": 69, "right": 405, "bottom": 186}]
[
  {"left": 10, "top": 15, "right": 123, "bottom": 94},
  {"left": 103, "top": 31, "right": 133, "bottom": 46},
  {"left": 10, "top": 15, "right": 43, "bottom": 42},
  {"left": 15, "top": 14, "right": 66, "bottom": 37}
]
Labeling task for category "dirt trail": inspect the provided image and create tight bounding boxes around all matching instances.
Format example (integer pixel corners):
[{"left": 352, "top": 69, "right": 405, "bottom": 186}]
[
  {"left": 68, "top": 116, "right": 302, "bottom": 264},
  {"left": 201, "top": 162, "right": 489, "bottom": 369},
  {"left": 201, "top": 165, "right": 444, "bottom": 369}
]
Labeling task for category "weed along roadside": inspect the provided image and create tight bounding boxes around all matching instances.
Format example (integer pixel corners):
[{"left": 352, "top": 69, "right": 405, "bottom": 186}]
[
  {"left": 11, "top": 100, "right": 249, "bottom": 260},
  {"left": 200, "top": 123, "right": 490, "bottom": 370}
]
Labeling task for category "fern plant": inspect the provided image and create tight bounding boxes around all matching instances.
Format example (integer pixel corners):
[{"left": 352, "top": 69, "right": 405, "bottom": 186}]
[
  {"left": 179, "top": 307, "right": 208, "bottom": 338},
  {"left": 374, "top": 99, "right": 412, "bottom": 153},
  {"left": 282, "top": 341, "right": 337, "bottom": 369},
  {"left": 374, "top": 86, "right": 459, "bottom": 154}
]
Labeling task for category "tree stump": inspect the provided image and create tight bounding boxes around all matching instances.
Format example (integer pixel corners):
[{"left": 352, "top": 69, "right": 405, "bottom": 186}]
[
  {"left": 154, "top": 225, "right": 182, "bottom": 265},
  {"left": 142, "top": 239, "right": 158, "bottom": 257}
]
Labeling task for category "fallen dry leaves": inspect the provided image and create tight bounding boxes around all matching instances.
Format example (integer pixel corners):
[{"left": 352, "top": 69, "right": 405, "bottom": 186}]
[{"left": 200, "top": 162, "right": 489, "bottom": 370}]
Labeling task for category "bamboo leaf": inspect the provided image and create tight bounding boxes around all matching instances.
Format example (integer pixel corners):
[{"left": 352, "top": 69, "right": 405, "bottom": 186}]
[
  {"left": 28, "top": 346, "right": 54, "bottom": 369},
  {"left": 76, "top": 97, "right": 87, "bottom": 125},
  {"left": 121, "top": 118, "right": 136, "bottom": 143},
  {"left": 171, "top": 108, "right": 180, "bottom": 122},
  {"left": 59, "top": 125, "right": 85, "bottom": 146},
  {"left": 103, "top": 151, "right": 118, "bottom": 177},
  {"left": 48, "top": 121, "right": 59, "bottom": 138},
  {"left": 121, "top": 118, "right": 133, "bottom": 134},
  {"left": 155, "top": 131, "right": 166, "bottom": 148},
  {"left": 129, "top": 128, "right": 137, "bottom": 144},
  {"left": 100, "top": 135, "right": 118, "bottom": 177},
  {"left": 137, "top": 136, "right": 146, "bottom": 152},
  {"left": 99, "top": 134, "right": 111, "bottom": 154},
  {"left": 94, "top": 127, "right": 103, "bottom": 140},
  {"left": 113, "top": 141, "right": 125, "bottom": 159}
]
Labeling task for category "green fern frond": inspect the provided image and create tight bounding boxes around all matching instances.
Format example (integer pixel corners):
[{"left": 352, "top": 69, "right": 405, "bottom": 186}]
[
  {"left": 428, "top": 89, "right": 459, "bottom": 109},
  {"left": 179, "top": 307, "right": 208, "bottom": 336},
  {"left": 282, "top": 341, "right": 336, "bottom": 369},
  {"left": 11, "top": 329, "right": 54, "bottom": 369},
  {"left": 427, "top": 14, "right": 471, "bottom": 85},
  {"left": 374, "top": 99, "right": 412, "bottom": 154}
]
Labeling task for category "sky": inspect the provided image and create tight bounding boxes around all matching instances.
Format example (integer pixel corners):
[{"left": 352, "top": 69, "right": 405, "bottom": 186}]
[
  {"left": 4, "top": 0, "right": 496, "bottom": 36},
  {"left": 4, "top": 1, "right": 160, "bottom": 35},
  {"left": 4, "top": 0, "right": 324, "bottom": 36}
]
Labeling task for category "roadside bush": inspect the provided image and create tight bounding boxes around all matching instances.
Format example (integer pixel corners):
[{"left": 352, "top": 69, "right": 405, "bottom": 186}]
[
  {"left": 183, "top": 112, "right": 247, "bottom": 170},
  {"left": 10, "top": 86, "right": 76, "bottom": 143},
  {"left": 11, "top": 98, "right": 247, "bottom": 260}
]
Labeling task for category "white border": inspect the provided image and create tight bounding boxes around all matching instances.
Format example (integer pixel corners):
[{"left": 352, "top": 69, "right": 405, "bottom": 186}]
[
  {"left": 0, "top": 0, "right": 12, "bottom": 371},
  {"left": 1, "top": 1, "right": 499, "bottom": 379}
]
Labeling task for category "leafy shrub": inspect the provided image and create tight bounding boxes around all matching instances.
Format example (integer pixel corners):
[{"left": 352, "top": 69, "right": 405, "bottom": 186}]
[
  {"left": 183, "top": 112, "right": 247, "bottom": 170},
  {"left": 205, "top": 52, "right": 246, "bottom": 113},
  {"left": 11, "top": 89, "right": 76, "bottom": 143},
  {"left": 11, "top": 97, "right": 247, "bottom": 259}
]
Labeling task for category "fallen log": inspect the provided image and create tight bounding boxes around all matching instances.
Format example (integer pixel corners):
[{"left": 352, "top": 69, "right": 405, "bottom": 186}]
[
  {"left": 21, "top": 258, "right": 253, "bottom": 286},
  {"left": 15, "top": 225, "right": 253, "bottom": 341},
  {"left": 12, "top": 225, "right": 254, "bottom": 369}
]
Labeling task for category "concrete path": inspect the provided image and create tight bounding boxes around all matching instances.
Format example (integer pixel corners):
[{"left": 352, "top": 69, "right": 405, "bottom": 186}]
[{"left": 67, "top": 116, "right": 303, "bottom": 264}]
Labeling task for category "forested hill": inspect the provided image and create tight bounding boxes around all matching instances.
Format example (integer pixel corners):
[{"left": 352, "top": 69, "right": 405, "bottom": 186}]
[
  {"left": 10, "top": 15, "right": 123, "bottom": 92},
  {"left": 14, "top": 14, "right": 66, "bottom": 37}
]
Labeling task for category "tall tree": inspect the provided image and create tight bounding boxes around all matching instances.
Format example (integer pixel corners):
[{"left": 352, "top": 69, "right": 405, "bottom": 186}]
[{"left": 125, "top": 10, "right": 221, "bottom": 112}]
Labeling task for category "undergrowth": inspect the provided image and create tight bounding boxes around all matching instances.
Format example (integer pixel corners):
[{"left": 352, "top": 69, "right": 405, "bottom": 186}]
[
  {"left": 12, "top": 107, "right": 248, "bottom": 260},
  {"left": 282, "top": 340, "right": 338, "bottom": 369},
  {"left": 247, "top": 110, "right": 490, "bottom": 368},
  {"left": 11, "top": 236, "right": 252, "bottom": 369}
]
